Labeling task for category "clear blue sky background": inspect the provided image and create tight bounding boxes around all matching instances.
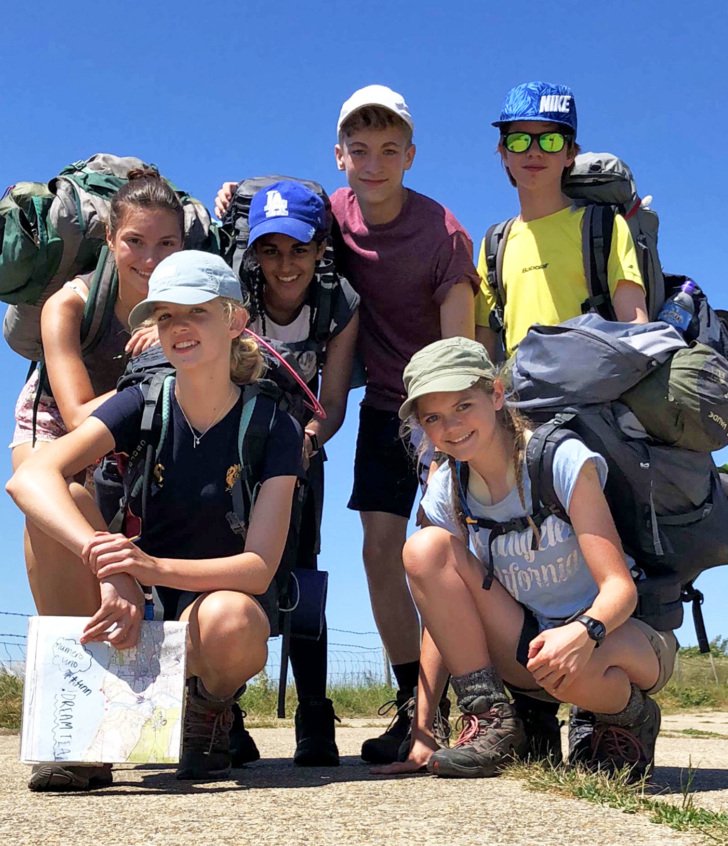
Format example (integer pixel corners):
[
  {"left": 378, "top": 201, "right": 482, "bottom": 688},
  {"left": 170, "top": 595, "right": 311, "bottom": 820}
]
[{"left": 1, "top": 1, "right": 726, "bottom": 651}]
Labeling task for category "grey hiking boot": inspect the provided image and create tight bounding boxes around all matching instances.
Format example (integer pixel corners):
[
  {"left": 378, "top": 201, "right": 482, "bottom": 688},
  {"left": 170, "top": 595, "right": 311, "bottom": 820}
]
[
  {"left": 28, "top": 763, "right": 113, "bottom": 792},
  {"left": 361, "top": 688, "right": 414, "bottom": 764},
  {"left": 176, "top": 677, "right": 235, "bottom": 780},
  {"left": 567, "top": 706, "right": 596, "bottom": 767},
  {"left": 396, "top": 693, "right": 452, "bottom": 762},
  {"left": 588, "top": 694, "right": 661, "bottom": 782},
  {"left": 427, "top": 699, "right": 528, "bottom": 778}
]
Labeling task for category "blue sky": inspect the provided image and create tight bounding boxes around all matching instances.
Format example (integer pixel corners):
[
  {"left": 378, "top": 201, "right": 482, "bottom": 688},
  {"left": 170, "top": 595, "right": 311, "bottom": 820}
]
[{"left": 1, "top": 1, "right": 726, "bottom": 651}]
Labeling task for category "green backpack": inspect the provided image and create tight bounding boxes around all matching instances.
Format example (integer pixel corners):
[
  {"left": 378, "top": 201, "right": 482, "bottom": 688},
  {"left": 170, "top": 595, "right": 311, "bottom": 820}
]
[{"left": 1, "top": 153, "right": 221, "bottom": 361}]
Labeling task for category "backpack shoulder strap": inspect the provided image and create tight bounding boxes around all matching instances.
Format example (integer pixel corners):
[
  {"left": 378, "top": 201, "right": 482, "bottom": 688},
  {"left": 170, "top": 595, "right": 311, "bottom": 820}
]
[
  {"left": 309, "top": 255, "right": 339, "bottom": 345},
  {"left": 581, "top": 204, "right": 617, "bottom": 320},
  {"left": 483, "top": 218, "right": 515, "bottom": 335},
  {"left": 80, "top": 246, "right": 118, "bottom": 354},
  {"left": 525, "top": 416, "right": 578, "bottom": 525}
]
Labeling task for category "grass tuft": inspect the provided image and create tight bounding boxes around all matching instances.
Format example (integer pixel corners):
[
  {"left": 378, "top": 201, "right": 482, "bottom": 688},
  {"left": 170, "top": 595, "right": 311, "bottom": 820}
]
[{"left": 506, "top": 759, "right": 728, "bottom": 844}]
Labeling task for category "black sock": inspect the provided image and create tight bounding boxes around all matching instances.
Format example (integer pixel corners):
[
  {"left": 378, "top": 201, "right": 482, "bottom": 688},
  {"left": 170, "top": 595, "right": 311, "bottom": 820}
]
[
  {"left": 392, "top": 660, "right": 420, "bottom": 695},
  {"left": 290, "top": 621, "right": 328, "bottom": 702}
]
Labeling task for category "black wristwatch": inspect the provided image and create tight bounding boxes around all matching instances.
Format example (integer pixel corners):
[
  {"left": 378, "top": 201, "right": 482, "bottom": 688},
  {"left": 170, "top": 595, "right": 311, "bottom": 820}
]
[
  {"left": 305, "top": 430, "right": 320, "bottom": 455},
  {"left": 575, "top": 615, "right": 607, "bottom": 648}
]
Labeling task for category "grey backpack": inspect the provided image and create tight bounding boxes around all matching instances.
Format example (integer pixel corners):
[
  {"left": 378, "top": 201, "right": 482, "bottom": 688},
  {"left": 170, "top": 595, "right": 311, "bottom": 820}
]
[{"left": 508, "top": 315, "right": 728, "bottom": 650}]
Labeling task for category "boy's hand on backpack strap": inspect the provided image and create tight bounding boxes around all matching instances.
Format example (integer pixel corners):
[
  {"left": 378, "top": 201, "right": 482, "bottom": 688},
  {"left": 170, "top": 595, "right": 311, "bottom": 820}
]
[
  {"left": 214, "top": 181, "right": 238, "bottom": 220},
  {"left": 81, "top": 574, "right": 144, "bottom": 650},
  {"left": 82, "top": 530, "right": 161, "bottom": 585},
  {"left": 125, "top": 323, "right": 160, "bottom": 358},
  {"left": 526, "top": 622, "right": 594, "bottom": 695}
]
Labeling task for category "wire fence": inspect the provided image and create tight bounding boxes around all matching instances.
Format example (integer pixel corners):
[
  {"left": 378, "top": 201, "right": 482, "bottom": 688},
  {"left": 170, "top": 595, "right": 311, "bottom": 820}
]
[{"left": 0, "top": 611, "right": 392, "bottom": 687}]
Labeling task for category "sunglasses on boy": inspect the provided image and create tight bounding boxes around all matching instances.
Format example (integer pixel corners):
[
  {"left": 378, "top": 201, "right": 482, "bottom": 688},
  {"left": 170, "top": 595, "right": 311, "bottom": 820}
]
[{"left": 502, "top": 130, "right": 574, "bottom": 154}]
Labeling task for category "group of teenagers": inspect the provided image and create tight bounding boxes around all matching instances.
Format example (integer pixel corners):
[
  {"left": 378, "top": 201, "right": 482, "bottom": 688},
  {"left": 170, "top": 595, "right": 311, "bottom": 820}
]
[{"left": 6, "top": 78, "right": 678, "bottom": 792}]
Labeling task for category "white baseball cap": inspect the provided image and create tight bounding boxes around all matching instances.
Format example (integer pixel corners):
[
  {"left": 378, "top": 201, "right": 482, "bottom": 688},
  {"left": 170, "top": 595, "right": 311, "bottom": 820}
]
[{"left": 337, "top": 84, "right": 414, "bottom": 133}]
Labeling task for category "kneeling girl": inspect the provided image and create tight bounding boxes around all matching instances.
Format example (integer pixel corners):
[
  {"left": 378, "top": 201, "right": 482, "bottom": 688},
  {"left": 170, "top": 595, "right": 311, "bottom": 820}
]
[
  {"left": 7, "top": 251, "right": 302, "bottom": 789},
  {"left": 389, "top": 337, "right": 675, "bottom": 780}
]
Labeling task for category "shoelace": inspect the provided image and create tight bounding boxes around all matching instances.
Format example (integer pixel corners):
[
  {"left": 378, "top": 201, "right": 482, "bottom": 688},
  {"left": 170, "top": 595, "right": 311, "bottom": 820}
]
[
  {"left": 590, "top": 723, "right": 645, "bottom": 766},
  {"left": 186, "top": 704, "right": 233, "bottom": 754},
  {"left": 376, "top": 696, "right": 414, "bottom": 733},
  {"left": 453, "top": 709, "right": 501, "bottom": 748}
]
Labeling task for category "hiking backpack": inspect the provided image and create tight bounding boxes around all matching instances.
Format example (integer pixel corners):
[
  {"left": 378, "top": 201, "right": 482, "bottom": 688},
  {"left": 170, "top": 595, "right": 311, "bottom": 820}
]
[
  {"left": 221, "top": 175, "right": 341, "bottom": 348},
  {"left": 502, "top": 315, "right": 728, "bottom": 651},
  {"left": 483, "top": 151, "right": 728, "bottom": 358},
  {"left": 1, "top": 153, "right": 221, "bottom": 361}
]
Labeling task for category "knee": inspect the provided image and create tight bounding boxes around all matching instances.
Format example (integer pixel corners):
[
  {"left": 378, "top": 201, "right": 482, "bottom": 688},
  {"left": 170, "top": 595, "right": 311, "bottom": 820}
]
[
  {"left": 196, "top": 591, "right": 270, "bottom": 644},
  {"left": 402, "top": 526, "right": 456, "bottom": 582}
]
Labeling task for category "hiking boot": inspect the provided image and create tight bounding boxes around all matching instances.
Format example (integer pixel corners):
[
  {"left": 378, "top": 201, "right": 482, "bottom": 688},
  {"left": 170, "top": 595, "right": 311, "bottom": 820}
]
[
  {"left": 513, "top": 695, "right": 563, "bottom": 765},
  {"left": 427, "top": 700, "right": 528, "bottom": 778},
  {"left": 176, "top": 677, "right": 235, "bottom": 780},
  {"left": 230, "top": 701, "right": 261, "bottom": 767},
  {"left": 293, "top": 697, "right": 340, "bottom": 767},
  {"left": 28, "top": 763, "right": 113, "bottom": 792},
  {"left": 361, "top": 688, "right": 414, "bottom": 764},
  {"left": 567, "top": 706, "right": 596, "bottom": 767},
  {"left": 588, "top": 695, "right": 661, "bottom": 782},
  {"left": 396, "top": 694, "right": 452, "bottom": 762}
]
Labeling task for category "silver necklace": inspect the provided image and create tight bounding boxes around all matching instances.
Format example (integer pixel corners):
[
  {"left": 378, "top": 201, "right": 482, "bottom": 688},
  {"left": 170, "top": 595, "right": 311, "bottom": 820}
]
[{"left": 178, "top": 386, "right": 237, "bottom": 448}]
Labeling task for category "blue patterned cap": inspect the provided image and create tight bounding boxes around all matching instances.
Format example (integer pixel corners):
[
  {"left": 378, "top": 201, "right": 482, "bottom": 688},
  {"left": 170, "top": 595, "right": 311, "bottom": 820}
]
[{"left": 493, "top": 81, "right": 577, "bottom": 133}]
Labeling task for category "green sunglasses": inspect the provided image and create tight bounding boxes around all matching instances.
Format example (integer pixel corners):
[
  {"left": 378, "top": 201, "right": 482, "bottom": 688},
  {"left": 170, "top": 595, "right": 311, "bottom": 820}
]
[{"left": 502, "top": 130, "right": 573, "bottom": 154}]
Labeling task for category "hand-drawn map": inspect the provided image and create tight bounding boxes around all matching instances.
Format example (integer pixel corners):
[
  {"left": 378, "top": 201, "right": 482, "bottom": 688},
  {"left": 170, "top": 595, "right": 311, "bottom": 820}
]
[{"left": 21, "top": 616, "right": 187, "bottom": 764}]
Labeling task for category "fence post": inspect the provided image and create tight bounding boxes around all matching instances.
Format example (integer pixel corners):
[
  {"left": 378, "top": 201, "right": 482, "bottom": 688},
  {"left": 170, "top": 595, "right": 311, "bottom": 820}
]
[{"left": 383, "top": 647, "right": 392, "bottom": 688}]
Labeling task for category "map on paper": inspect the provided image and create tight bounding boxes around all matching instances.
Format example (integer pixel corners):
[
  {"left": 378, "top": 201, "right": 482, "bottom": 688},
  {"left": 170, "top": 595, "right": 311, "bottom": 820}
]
[{"left": 21, "top": 616, "right": 187, "bottom": 764}]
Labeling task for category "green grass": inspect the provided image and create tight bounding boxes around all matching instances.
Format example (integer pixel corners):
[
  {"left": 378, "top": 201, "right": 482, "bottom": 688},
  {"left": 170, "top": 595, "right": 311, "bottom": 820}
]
[
  {"left": 506, "top": 760, "right": 728, "bottom": 845},
  {"left": 0, "top": 671, "right": 22, "bottom": 730}
]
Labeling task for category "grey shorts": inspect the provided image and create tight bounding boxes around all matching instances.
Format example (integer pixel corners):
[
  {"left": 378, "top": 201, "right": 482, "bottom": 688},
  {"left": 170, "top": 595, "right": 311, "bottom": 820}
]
[{"left": 511, "top": 609, "right": 678, "bottom": 702}]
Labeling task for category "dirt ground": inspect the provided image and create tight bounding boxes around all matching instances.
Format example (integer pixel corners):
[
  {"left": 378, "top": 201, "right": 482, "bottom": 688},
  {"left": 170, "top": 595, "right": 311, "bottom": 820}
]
[{"left": 1, "top": 711, "right": 726, "bottom": 846}]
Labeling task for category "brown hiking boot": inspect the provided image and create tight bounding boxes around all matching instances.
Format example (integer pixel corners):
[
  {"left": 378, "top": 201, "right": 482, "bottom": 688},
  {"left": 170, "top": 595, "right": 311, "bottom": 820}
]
[
  {"left": 28, "top": 763, "right": 113, "bottom": 792},
  {"left": 176, "top": 677, "right": 235, "bottom": 780},
  {"left": 427, "top": 699, "right": 527, "bottom": 778},
  {"left": 588, "top": 695, "right": 661, "bottom": 782}
]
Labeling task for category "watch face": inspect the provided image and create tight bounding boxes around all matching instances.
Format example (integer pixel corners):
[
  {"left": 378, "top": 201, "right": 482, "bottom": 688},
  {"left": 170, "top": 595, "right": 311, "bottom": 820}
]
[{"left": 579, "top": 615, "right": 606, "bottom": 643}]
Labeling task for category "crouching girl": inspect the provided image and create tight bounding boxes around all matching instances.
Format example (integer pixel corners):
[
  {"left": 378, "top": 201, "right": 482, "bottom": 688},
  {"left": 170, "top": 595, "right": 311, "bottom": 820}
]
[
  {"left": 386, "top": 337, "right": 676, "bottom": 780},
  {"left": 7, "top": 251, "right": 302, "bottom": 790}
]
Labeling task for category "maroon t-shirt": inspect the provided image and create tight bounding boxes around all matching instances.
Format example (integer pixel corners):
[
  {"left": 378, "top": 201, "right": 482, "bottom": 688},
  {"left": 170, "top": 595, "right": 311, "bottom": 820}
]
[{"left": 331, "top": 187, "right": 479, "bottom": 412}]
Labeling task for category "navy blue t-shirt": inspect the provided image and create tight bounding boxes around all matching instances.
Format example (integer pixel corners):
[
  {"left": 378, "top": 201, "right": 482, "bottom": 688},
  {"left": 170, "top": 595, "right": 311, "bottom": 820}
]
[{"left": 92, "top": 383, "right": 303, "bottom": 561}]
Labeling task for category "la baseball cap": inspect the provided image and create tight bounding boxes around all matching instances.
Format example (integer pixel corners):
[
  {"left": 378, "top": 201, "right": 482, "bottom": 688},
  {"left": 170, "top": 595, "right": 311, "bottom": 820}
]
[
  {"left": 492, "top": 81, "right": 577, "bottom": 133},
  {"left": 337, "top": 84, "right": 414, "bottom": 133},
  {"left": 128, "top": 250, "right": 247, "bottom": 329},
  {"left": 247, "top": 180, "right": 327, "bottom": 248},
  {"left": 399, "top": 337, "right": 497, "bottom": 420}
]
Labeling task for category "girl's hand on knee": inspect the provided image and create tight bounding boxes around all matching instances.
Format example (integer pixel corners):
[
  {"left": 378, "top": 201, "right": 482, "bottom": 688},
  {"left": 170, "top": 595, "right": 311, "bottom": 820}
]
[
  {"left": 370, "top": 735, "right": 437, "bottom": 776},
  {"left": 526, "top": 623, "right": 594, "bottom": 693},
  {"left": 81, "top": 575, "right": 144, "bottom": 649},
  {"left": 83, "top": 531, "right": 160, "bottom": 583}
]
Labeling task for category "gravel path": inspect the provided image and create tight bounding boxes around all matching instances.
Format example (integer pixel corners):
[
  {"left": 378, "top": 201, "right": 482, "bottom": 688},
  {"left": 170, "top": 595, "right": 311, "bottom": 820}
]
[{"left": 1, "top": 712, "right": 726, "bottom": 846}]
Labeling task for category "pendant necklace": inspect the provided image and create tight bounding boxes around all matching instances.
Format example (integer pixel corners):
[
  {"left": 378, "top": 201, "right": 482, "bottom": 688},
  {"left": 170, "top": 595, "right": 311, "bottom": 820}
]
[{"left": 178, "top": 386, "right": 237, "bottom": 448}]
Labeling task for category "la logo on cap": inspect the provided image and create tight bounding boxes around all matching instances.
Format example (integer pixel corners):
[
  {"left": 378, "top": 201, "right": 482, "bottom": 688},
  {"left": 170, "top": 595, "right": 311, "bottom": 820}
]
[
  {"left": 539, "top": 94, "right": 572, "bottom": 114},
  {"left": 264, "top": 189, "right": 289, "bottom": 219}
]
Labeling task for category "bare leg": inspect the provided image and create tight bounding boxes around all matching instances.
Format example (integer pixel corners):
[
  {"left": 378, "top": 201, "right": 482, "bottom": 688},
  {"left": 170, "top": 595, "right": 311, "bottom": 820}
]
[
  {"left": 360, "top": 510, "right": 420, "bottom": 664},
  {"left": 12, "top": 443, "right": 100, "bottom": 615},
  {"left": 181, "top": 590, "right": 270, "bottom": 698}
]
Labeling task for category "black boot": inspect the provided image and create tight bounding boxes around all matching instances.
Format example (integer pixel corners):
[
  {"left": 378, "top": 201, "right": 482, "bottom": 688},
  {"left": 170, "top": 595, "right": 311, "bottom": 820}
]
[
  {"left": 360, "top": 688, "right": 414, "bottom": 764},
  {"left": 293, "top": 698, "right": 340, "bottom": 767},
  {"left": 511, "top": 692, "right": 563, "bottom": 765},
  {"left": 229, "top": 701, "right": 261, "bottom": 767}
]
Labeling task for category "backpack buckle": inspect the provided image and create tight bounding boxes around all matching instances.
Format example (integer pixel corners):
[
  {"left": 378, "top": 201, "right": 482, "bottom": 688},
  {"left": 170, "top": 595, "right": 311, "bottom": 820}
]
[{"left": 225, "top": 511, "right": 247, "bottom": 537}]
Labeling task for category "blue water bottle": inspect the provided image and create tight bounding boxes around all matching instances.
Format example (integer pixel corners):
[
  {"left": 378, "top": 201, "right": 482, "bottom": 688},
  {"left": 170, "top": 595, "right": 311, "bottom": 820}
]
[{"left": 657, "top": 279, "right": 696, "bottom": 334}]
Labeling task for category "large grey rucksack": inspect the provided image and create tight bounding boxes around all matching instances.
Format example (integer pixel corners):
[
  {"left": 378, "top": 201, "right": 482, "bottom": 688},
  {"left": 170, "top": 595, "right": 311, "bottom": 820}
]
[{"left": 505, "top": 315, "right": 728, "bottom": 650}]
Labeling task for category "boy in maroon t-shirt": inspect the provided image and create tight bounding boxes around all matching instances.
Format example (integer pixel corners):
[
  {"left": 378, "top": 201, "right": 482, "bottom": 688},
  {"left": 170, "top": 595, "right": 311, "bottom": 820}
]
[{"left": 214, "top": 84, "right": 478, "bottom": 764}]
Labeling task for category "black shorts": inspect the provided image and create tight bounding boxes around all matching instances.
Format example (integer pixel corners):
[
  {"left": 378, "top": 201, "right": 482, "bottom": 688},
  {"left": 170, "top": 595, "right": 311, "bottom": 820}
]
[{"left": 347, "top": 405, "right": 419, "bottom": 518}]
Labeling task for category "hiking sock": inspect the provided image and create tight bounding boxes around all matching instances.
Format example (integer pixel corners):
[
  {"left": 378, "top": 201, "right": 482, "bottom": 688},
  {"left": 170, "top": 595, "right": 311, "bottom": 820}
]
[
  {"left": 290, "top": 623, "right": 328, "bottom": 701},
  {"left": 392, "top": 660, "right": 420, "bottom": 694},
  {"left": 593, "top": 684, "right": 645, "bottom": 726},
  {"left": 451, "top": 666, "right": 509, "bottom": 712}
]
